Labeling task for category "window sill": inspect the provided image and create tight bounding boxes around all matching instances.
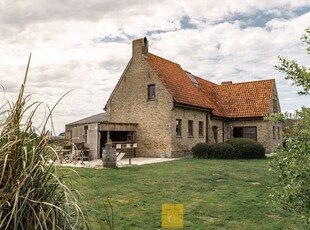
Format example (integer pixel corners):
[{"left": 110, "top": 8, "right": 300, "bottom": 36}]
[
  {"left": 188, "top": 136, "right": 194, "bottom": 138},
  {"left": 199, "top": 136, "right": 204, "bottom": 138},
  {"left": 148, "top": 98, "right": 157, "bottom": 101},
  {"left": 176, "top": 135, "right": 182, "bottom": 138}
]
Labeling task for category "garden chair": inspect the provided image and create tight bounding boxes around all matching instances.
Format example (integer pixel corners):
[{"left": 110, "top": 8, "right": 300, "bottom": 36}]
[{"left": 116, "top": 152, "right": 126, "bottom": 166}]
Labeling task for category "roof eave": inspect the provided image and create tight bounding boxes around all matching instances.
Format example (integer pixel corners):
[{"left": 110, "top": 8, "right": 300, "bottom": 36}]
[
  {"left": 174, "top": 102, "right": 213, "bottom": 112},
  {"left": 227, "top": 115, "right": 267, "bottom": 121}
]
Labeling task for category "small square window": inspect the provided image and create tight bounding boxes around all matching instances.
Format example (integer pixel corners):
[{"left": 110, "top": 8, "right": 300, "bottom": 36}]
[{"left": 148, "top": 84, "right": 156, "bottom": 100}]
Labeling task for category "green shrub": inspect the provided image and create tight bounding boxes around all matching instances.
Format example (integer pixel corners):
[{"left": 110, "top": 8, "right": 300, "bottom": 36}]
[
  {"left": 193, "top": 142, "right": 236, "bottom": 159},
  {"left": 207, "top": 143, "right": 236, "bottom": 159},
  {"left": 226, "top": 138, "right": 266, "bottom": 159},
  {"left": 192, "top": 143, "right": 209, "bottom": 158}
]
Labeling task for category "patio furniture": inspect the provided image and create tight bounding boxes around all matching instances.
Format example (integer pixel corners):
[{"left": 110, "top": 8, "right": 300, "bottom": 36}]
[
  {"left": 116, "top": 152, "right": 126, "bottom": 166},
  {"left": 77, "top": 149, "right": 90, "bottom": 164}
]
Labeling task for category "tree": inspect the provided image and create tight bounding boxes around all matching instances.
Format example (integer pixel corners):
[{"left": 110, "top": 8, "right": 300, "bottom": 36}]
[
  {"left": 270, "top": 27, "right": 310, "bottom": 228},
  {"left": 276, "top": 27, "right": 310, "bottom": 95}
]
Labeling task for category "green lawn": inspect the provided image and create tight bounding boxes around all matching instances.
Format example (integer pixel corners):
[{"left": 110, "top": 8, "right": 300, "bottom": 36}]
[{"left": 63, "top": 158, "right": 301, "bottom": 229}]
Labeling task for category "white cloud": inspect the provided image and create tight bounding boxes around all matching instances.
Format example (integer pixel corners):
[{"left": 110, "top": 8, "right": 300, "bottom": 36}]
[{"left": 0, "top": 0, "right": 310, "bottom": 134}]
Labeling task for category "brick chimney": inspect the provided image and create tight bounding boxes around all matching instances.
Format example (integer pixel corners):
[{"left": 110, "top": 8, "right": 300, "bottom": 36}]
[{"left": 132, "top": 37, "right": 148, "bottom": 60}]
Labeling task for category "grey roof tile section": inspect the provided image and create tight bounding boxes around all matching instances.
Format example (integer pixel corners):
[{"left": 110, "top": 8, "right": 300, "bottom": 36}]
[{"left": 67, "top": 113, "right": 108, "bottom": 125}]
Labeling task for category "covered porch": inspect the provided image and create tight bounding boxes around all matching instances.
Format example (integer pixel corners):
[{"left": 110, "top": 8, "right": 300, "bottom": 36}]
[
  {"left": 65, "top": 113, "right": 139, "bottom": 161},
  {"left": 98, "top": 122, "right": 138, "bottom": 159}
]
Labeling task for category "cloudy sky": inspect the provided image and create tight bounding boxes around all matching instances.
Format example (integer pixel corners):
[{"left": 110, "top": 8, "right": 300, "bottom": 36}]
[{"left": 1, "top": 0, "right": 310, "bottom": 135}]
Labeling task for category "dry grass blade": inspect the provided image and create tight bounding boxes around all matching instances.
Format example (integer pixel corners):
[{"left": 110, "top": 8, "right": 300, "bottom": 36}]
[{"left": 0, "top": 54, "right": 90, "bottom": 229}]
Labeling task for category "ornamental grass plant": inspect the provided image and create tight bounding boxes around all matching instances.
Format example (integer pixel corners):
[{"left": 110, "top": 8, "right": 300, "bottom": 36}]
[{"left": 0, "top": 54, "right": 89, "bottom": 229}]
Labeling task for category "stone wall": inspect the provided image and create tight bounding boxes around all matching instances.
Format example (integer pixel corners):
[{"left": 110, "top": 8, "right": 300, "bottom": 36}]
[
  {"left": 269, "top": 83, "right": 281, "bottom": 114},
  {"left": 171, "top": 107, "right": 207, "bottom": 156},
  {"left": 105, "top": 38, "right": 283, "bottom": 157},
  {"left": 267, "top": 83, "right": 283, "bottom": 152},
  {"left": 225, "top": 119, "right": 282, "bottom": 154},
  {"left": 66, "top": 123, "right": 99, "bottom": 160},
  {"left": 106, "top": 39, "right": 174, "bottom": 157},
  {"left": 208, "top": 115, "right": 282, "bottom": 154},
  {"left": 209, "top": 118, "right": 225, "bottom": 143},
  {"left": 87, "top": 123, "right": 99, "bottom": 160}
]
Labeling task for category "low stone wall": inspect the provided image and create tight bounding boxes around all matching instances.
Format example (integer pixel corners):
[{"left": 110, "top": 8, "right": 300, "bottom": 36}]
[{"left": 171, "top": 150, "right": 193, "bottom": 158}]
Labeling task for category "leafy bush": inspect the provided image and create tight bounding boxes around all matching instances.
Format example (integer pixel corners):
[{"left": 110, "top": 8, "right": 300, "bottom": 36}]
[
  {"left": 206, "top": 143, "right": 236, "bottom": 159},
  {"left": 270, "top": 107, "right": 310, "bottom": 227},
  {"left": 193, "top": 142, "right": 236, "bottom": 159},
  {"left": 226, "top": 138, "right": 266, "bottom": 159},
  {"left": 269, "top": 26, "right": 310, "bottom": 227},
  {"left": 192, "top": 143, "right": 209, "bottom": 158}
]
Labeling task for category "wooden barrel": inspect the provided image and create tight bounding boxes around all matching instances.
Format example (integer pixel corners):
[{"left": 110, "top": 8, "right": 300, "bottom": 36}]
[{"left": 102, "top": 148, "right": 116, "bottom": 167}]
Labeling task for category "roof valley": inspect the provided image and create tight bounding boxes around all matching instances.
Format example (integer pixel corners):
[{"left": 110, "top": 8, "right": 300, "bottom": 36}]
[{"left": 145, "top": 53, "right": 275, "bottom": 118}]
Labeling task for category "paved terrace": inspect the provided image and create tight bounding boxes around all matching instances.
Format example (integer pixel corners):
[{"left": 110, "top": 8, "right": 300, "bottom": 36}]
[{"left": 54, "top": 157, "right": 179, "bottom": 168}]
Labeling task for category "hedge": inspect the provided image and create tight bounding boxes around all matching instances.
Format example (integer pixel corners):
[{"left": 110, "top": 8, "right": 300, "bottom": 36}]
[
  {"left": 207, "top": 142, "right": 236, "bottom": 159},
  {"left": 192, "top": 142, "right": 236, "bottom": 159},
  {"left": 192, "top": 143, "right": 209, "bottom": 158},
  {"left": 225, "top": 138, "right": 266, "bottom": 159},
  {"left": 193, "top": 138, "right": 266, "bottom": 159}
]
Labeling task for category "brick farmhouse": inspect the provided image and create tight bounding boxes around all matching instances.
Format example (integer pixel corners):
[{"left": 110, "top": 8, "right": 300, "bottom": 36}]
[{"left": 66, "top": 37, "right": 282, "bottom": 159}]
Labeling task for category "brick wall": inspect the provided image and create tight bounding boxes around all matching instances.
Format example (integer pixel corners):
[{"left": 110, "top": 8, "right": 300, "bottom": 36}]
[
  {"left": 106, "top": 40, "right": 174, "bottom": 157},
  {"left": 66, "top": 123, "right": 99, "bottom": 160},
  {"left": 171, "top": 107, "right": 207, "bottom": 157},
  {"left": 105, "top": 38, "right": 282, "bottom": 157},
  {"left": 225, "top": 119, "right": 282, "bottom": 154}
]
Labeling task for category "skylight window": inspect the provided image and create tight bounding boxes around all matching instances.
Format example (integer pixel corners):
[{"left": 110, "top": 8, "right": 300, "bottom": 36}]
[{"left": 185, "top": 71, "right": 200, "bottom": 87}]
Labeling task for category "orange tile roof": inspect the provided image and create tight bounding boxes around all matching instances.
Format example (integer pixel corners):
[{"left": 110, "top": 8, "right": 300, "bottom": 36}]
[
  {"left": 146, "top": 54, "right": 215, "bottom": 110},
  {"left": 195, "top": 76, "right": 227, "bottom": 117},
  {"left": 145, "top": 53, "right": 274, "bottom": 118},
  {"left": 215, "top": 80, "right": 274, "bottom": 118}
]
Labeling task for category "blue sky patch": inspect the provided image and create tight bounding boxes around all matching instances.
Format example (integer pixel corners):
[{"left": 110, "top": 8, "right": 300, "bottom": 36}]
[
  {"left": 100, "top": 35, "right": 135, "bottom": 43},
  {"left": 222, "top": 6, "right": 310, "bottom": 29},
  {"left": 146, "top": 29, "right": 173, "bottom": 36},
  {"left": 180, "top": 15, "right": 197, "bottom": 29}
]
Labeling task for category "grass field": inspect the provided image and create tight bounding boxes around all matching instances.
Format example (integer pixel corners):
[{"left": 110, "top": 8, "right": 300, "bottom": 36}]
[{"left": 63, "top": 158, "right": 301, "bottom": 229}]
